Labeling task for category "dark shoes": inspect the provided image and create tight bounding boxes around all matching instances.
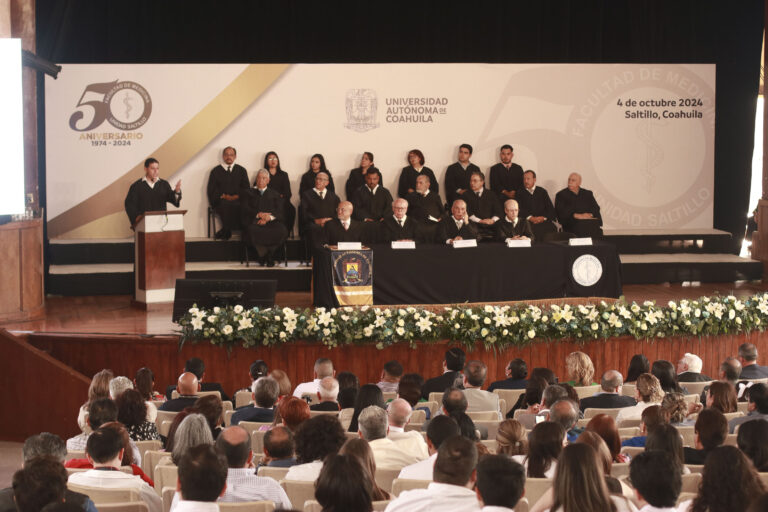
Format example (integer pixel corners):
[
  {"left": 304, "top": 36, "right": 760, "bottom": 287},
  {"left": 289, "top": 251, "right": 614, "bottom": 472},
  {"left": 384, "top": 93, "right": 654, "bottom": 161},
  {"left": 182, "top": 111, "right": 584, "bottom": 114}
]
[{"left": 214, "top": 229, "right": 232, "bottom": 240}]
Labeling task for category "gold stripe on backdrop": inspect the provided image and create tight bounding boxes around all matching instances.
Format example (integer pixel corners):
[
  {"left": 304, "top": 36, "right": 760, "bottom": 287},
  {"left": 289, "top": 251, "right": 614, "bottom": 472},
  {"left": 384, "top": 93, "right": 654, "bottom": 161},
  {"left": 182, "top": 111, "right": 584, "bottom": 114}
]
[
  {"left": 333, "top": 286, "right": 374, "bottom": 306},
  {"left": 47, "top": 64, "right": 290, "bottom": 239}
]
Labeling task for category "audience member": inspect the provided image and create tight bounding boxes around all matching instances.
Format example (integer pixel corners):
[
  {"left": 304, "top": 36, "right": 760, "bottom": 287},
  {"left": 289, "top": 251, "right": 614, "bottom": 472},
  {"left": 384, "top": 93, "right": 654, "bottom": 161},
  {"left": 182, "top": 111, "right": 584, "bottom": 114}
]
[
  {"left": 506, "top": 376, "right": 547, "bottom": 423},
  {"left": 684, "top": 408, "right": 728, "bottom": 464},
  {"left": 387, "top": 398, "right": 427, "bottom": 448},
  {"left": 615, "top": 373, "right": 664, "bottom": 424},
  {"left": 358, "top": 405, "right": 426, "bottom": 469},
  {"left": 164, "top": 409, "right": 192, "bottom": 453},
  {"left": 385, "top": 435, "right": 479, "bottom": 512},
  {"left": 337, "top": 371, "right": 359, "bottom": 409},
  {"left": 67, "top": 398, "right": 118, "bottom": 451},
  {"left": 214, "top": 426, "right": 291, "bottom": 508},
  {"left": 108, "top": 376, "right": 133, "bottom": 401},
  {"left": 549, "top": 399, "right": 581, "bottom": 442},
  {"left": 348, "top": 384, "right": 385, "bottom": 432},
  {"left": 475, "top": 455, "right": 526, "bottom": 511},
  {"left": 134, "top": 367, "right": 163, "bottom": 402},
  {"left": 573, "top": 431, "right": 628, "bottom": 498},
  {"left": 337, "top": 371, "right": 359, "bottom": 391},
  {"left": 625, "top": 354, "right": 650, "bottom": 383},
  {"left": 377, "top": 360, "right": 404, "bottom": 393},
  {"left": 706, "top": 381, "right": 737, "bottom": 413},
  {"left": 513, "top": 421, "right": 564, "bottom": 478},
  {"left": 538, "top": 384, "right": 568, "bottom": 420},
  {"left": 194, "top": 395, "right": 224, "bottom": 439},
  {"left": 621, "top": 405, "right": 666, "bottom": 447},
  {"left": 165, "top": 357, "right": 230, "bottom": 402},
  {"left": 586, "top": 414, "right": 628, "bottom": 463},
  {"left": 268, "top": 369, "right": 291, "bottom": 399},
  {"left": 397, "top": 374, "right": 430, "bottom": 420},
  {"left": 293, "top": 358, "right": 334, "bottom": 398},
  {"left": 285, "top": 415, "right": 346, "bottom": 481},
  {"left": 645, "top": 424, "right": 687, "bottom": 475},
  {"left": 652, "top": 360, "right": 688, "bottom": 395},
  {"left": 701, "top": 357, "right": 743, "bottom": 404},
  {"left": 729, "top": 383, "right": 768, "bottom": 433},
  {"left": 564, "top": 351, "right": 596, "bottom": 386},
  {"left": 116, "top": 389, "right": 159, "bottom": 442},
  {"left": 170, "top": 414, "right": 214, "bottom": 465},
  {"left": 398, "top": 415, "right": 460, "bottom": 480},
  {"left": 488, "top": 358, "right": 528, "bottom": 392},
  {"left": 275, "top": 396, "right": 310, "bottom": 432},
  {"left": 176, "top": 445, "right": 228, "bottom": 508},
  {"left": 462, "top": 360, "right": 502, "bottom": 418},
  {"left": 422, "top": 347, "right": 466, "bottom": 398},
  {"left": 249, "top": 360, "right": 269, "bottom": 381},
  {"left": 12, "top": 458, "right": 68, "bottom": 512},
  {"left": 261, "top": 426, "right": 296, "bottom": 467},
  {"left": 451, "top": 411, "right": 480, "bottom": 442},
  {"left": 737, "top": 419, "right": 768, "bottom": 472},
  {"left": 339, "top": 438, "right": 390, "bottom": 501},
  {"left": 231, "top": 376, "right": 278, "bottom": 425},
  {"left": 738, "top": 342, "right": 768, "bottom": 379},
  {"left": 315, "top": 454, "right": 373, "bottom": 512},
  {"left": 677, "top": 353, "right": 712, "bottom": 382},
  {"left": 495, "top": 419, "right": 528, "bottom": 457},
  {"left": 660, "top": 392, "right": 692, "bottom": 426},
  {"left": 579, "top": 370, "right": 636, "bottom": 412},
  {"left": 682, "top": 446, "right": 766, "bottom": 512},
  {"left": 68, "top": 428, "right": 161, "bottom": 512},
  {"left": 159, "top": 372, "right": 200, "bottom": 412},
  {"left": 77, "top": 369, "right": 113, "bottom": 434},
  {"left": 310, "top": 377, "right": 340, "bottom": 411},
  {"left": 629, "top": 451, "right": 682, "bottom": 511}
]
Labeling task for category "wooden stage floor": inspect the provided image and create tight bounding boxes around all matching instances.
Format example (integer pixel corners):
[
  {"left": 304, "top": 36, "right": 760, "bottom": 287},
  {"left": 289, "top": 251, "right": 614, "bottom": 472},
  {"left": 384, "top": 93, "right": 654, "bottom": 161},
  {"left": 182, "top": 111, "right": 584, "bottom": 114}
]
[{"left": 3, "top": 282, "right": 767, "bottom": 336}]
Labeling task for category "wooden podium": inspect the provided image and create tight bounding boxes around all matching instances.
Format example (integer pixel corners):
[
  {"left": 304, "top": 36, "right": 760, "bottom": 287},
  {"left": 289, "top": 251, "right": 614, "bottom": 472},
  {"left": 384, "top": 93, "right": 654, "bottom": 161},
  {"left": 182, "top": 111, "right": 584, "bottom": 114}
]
[{"left": 132, "top": 210, "right": 186, "bottom": 309}]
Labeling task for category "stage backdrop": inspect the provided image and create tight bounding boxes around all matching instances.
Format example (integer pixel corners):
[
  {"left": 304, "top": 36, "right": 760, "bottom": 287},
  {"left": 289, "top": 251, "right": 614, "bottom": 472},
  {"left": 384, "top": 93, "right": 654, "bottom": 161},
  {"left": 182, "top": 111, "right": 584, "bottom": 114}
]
[{"left": 44, "top": 63, "right": 715, "bottom": 239}]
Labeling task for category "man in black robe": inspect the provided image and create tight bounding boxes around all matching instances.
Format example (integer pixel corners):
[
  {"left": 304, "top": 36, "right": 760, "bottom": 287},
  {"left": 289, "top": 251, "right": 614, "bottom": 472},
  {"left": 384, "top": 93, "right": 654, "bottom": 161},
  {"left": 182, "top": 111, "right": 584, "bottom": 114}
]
[
  {"left": 496, "top": 199, "right": 534, "bottom": 242},
  {"left": 207, "top": 146, "right": 249, "bottom": 240},
  {"left": 515, "top": 170, "right": 557, "bottom": 241},
  {"left": 406, "top": 174, "right": 445, "bottom": 241},
  {"left": 380, "top": 198, "right": 419, "bottom": 242},
  {"left": 460, "top": 170, "right": 503, "bottom": 241},
  {"left": 489, "top": 144, "right": 524, "bottom": 202},
  {"left": 555, "top": 172, "right": 603, "bottom": 236},
  {"left": 124, "top": 157, "right": 181, "bottom": 227},
  {"left": 437, "top": 199, "right": 478, "bottom": 244},
  {"left": 324, "top": 201, "right": 365, "bottom": 245},
  {"left": 444, "top": 143, "right": 480, "bottom": 206},
  {"left": 351, "top": 168, "right": 393, "bottom": 243},
  {"left": 242, "top": 169, "right": 288, "bottom": 266},
  {"left": 299, "top": 171, "right": 340, "bottom": 250}
]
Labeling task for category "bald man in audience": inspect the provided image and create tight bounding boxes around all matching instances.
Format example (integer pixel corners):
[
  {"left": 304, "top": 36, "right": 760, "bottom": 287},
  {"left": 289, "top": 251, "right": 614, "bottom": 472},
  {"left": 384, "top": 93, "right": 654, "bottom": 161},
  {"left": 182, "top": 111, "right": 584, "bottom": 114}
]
[
  {"left": 358, "top": 406, "right": 427, "bottom": 470},
  {"left": 159, "top": 372, "right": 199, "bottom": 412},
  {"left": 261, "top": 426, "right": 297, "bottom": 467},
  {"left": 310, "top": 377, "right": 340, "bottom": 411},
  {"left": 578, "top": 370, "right": 636, "bottom": 412},
  {"left": 386, "top": 398, "right": 429, "bottom": 457}
]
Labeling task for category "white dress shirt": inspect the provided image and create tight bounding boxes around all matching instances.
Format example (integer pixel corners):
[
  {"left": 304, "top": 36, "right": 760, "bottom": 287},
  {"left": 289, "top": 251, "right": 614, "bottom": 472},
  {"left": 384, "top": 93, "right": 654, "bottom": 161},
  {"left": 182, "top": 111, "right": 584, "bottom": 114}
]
[
  {"left": 481, "top": 506, "right": 515, "bottom": 512},
  {"left": 173, "top": 500, "right": 220, "bottom": 512},
  {"left": 220, "top": 468, "right": 292, "bottom": 509},
  {"left": 387, "top": 430, "right": 430, "bottom": 460},
  {"left": 69, "top": 469, "right": 161, "bottom": 512},
  {"left": 284, "top": 460, "right": 323, "bottom": 481},
  {"left": 369, "top": 437, "right": 426, "bottom": 470},
  {"left": 615, "top": 401, "right": 659, "bottom": 424},
  {"left": 384, "top": 482, "right": 480, "bottom": 512},
  {"left": 65, "top": 434, "right": 141, "bottom": 466},
  {"left": 398, "top": 453, "right": 436, "bottom": 480},
  {"left": 292, "top": 379, "right": 321, "bottom": 398}
]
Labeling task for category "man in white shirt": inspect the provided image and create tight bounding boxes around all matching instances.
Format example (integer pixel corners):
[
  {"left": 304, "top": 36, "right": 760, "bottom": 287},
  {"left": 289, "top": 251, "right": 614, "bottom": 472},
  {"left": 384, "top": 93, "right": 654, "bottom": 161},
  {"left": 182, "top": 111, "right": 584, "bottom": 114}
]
[
  {"left": 174, "top": 445, "right": 228, "bottom": 512},
  {"left": 386, "top": 398, "right": 429, "bottom": 458},
  {"left": 377, "top": 360, "right": 404, "bottom": 393},
  {"left": 628, "top": 450, "right": 682, "bottom": 512},
  {"left": 292, "top": 357, "right": 335, "bottom": 398},
  {"left": 359, "top": 406, "right": 426, "bottom": 470},
  {"left": 385, "top": 435, "right": 480, "bottom": 512},
  {"left": 463, "top": 361, "right": 502, "bottom": 419},
  {"left": 68, "top": 428, "right": 161, "bottom": 512},
  {"left": 398, "top": 415, "right": 460, "bottom": 480},
  {"left": 475, "top": 455, "right": 526, "bottom": 511},
  {"left": 66, "top": 398, "right": 142, "bottom": 466},
  {"left": 215, "top": 426, "right": 292, "bottom": 509}
]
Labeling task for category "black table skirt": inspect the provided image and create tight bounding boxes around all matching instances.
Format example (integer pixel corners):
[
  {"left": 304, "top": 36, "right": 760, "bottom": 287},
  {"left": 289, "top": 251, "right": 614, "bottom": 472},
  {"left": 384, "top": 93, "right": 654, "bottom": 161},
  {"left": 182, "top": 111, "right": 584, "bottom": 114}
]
[{"left": 313, "top": 241, "right": 621, "bottom": 308}]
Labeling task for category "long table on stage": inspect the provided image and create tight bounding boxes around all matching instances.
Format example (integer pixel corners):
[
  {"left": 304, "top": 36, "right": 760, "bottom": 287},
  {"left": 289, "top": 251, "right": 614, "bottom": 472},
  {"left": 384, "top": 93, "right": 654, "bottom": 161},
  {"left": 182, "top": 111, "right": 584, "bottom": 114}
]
[{"left": 313, "top": 241, "right": 622, "bottom": 307}]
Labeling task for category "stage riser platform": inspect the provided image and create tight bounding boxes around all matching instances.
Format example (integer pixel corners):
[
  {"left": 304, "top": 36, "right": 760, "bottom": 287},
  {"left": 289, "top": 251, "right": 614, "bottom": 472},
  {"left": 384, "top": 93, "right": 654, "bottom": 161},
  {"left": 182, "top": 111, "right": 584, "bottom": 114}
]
[{"left": 622, "top": 261, "right": 763, "bottom": 284}]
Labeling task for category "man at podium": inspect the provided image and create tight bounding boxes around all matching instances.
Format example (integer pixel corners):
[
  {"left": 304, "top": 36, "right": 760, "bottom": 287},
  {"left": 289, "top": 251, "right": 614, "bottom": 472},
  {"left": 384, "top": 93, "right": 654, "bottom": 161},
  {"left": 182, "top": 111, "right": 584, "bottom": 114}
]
[{"left": 125, "top": 157, "right": 182, "bottom": 227}]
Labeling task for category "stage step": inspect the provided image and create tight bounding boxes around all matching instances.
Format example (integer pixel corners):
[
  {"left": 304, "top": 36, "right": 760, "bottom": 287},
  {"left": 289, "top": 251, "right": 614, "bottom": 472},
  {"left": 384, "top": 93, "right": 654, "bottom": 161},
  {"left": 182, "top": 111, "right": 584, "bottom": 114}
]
[
  {"left": 620, "top": 253, "right": 763, "bottom": 284},
  {"left": 603, "top": 228, "right": 734, "bottom": 254}
]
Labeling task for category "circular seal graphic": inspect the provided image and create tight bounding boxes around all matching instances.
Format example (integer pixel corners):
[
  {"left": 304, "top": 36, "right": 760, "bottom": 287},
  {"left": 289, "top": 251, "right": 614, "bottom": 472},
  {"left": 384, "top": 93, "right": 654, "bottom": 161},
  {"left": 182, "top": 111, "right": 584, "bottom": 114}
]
[
  {"left": 104, "top": 81, "right": 152, "bottom": 130},
  {"left": 572, "top": 254, "right": 603, "bottom": 287}
]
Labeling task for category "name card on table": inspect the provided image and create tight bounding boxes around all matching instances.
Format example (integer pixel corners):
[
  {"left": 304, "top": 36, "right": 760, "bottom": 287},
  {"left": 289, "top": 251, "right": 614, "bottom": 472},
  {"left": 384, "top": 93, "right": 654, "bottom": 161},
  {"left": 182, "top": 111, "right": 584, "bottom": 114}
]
[
  {"left": 392, "top": 241, "right": 416, "bottom": 249},
  {"left": 569, "top": 237, "right": 593, "bottom": 246},
  {"left": 337, "top": 242, "right": 362, "bottom": 250},
  {"left": 506, "top": 239, "right": 532, "bottom": 248},
  {"left": 453, "top": 239, "right": 478, "bottom": 248}
]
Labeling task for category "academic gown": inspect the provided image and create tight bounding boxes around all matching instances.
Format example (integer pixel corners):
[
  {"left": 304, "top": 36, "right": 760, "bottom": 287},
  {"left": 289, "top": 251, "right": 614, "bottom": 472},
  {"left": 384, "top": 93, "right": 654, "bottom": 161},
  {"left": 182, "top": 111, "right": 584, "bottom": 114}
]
[
  {"left": 124, "top": 178, "right": 181, "bottom": 226},
  {"left": 241, "top": 188, "right": 288, "bottom": 254},
  {"left": 344, "top": 166, "right": 382, "bottom": 200},
  {"left": 555, "top": 187, "right": 603, "bottom": 233},
  {"left": 207, "top": 164, "right": 249, "bottom": 230},
  {"left": 397, "top": 166, "right": 439, "bottom": 198},
  {"left": 444, "top": 162, "right": 480, "bottom": 205},
  {"left": 265, "top": 168, "right": 296, "bottom": 233},
  {"left": 489, "top": 162, "right": 524, "bottom": 201}
]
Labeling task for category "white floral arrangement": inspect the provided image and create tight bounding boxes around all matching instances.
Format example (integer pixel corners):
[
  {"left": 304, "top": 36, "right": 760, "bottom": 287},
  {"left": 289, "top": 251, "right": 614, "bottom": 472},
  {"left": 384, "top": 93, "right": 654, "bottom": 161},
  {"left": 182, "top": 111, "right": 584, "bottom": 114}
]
[{"left": 176, "top": 293, "right": 768, "bottom": 351}]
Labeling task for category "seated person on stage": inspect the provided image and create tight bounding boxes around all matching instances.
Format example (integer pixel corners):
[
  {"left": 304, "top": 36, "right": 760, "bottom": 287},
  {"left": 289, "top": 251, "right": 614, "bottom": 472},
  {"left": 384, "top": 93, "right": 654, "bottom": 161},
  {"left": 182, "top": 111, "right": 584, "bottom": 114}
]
[
  {"left": 299, "top": 153, "right": 335, "bottom": 197},
  {"left": 398, "top": 148, "right": 439, "bottom": 198},
  {"left": 264, "top": 151, "right": 295, "bottom": 235},
  {"left": 124, "top": 157, "right": 181, "bottom": 228},
  {"left": 437, "top": 199, "right": 478, "bottom": 245},
  {"left": 489, "top": 144, "right": 524, "bottom": 202},
  {"left": 460, "top": 170, "right": 502, "bottom": 241},
  {"left": 380, "top": 198, "right": 419, "bottom": 242},
  {"left": 496, "top": 199, "right": 534, "bottom": 242},
  {"left": 165, "top": 357, "right": 230, "bottom": 402},
  {"left": 241, "top": 169, "right": 288, "bottom": 267},
  {"left": 345, "top": 151, "right": 382, "bottom": 201},
  {"left": 406, "top": 174, "right": 444, "bottom": 225},
  {"left": 324, "top": 201, "right": 366, "bottom": 245},
  {"left": 299, "top": 171, "right": 340, "bottom": 249},
  {"left": 555, "top": 172, "right": 603, "bottom": 236},
  {"left": 444, "top": 143, "right": 480, "bottom": 206},
  {"left": 207, "top": 146, "right": 249, "bottom": 240},
  {"left": 516, "top": 169, "right": 556, "bottom": 240},
  {"left": 351, "top": 167, "right": 393, "bottom": 221}
]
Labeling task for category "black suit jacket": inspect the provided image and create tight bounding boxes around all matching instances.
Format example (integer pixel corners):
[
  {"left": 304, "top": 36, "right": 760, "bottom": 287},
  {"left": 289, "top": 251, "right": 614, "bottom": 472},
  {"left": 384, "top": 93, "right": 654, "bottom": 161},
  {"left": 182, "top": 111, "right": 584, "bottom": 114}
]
[
  {"left": 380, "top": 216, "right": 419, "bottom": 242},
  {"left": 739, "top": 364, "right": 768, "bottom": 379},
  {"left": 422, "top": 371, "right": 464, "bottom": 399},
  {"left": 351, "top": 185, "right": 394, "bottom": 221},
  {"left": 345, "top": 167, "right": 382, "bottom": 200},
  {"left": 489, "top": 162, "right": 524, "bottom": 201},
  {"left": 496, "top": 218, "right": 534, "bottom": 241},
  {"left": 398, "top": 166, "right": 439, "bottom": 197},
  {"left": 516, "top": 186, "right": 556, "bottom": 221},
  {"left": 677, "top": 372, "right": 713, "bottom": 382},
  {"left": 207, "top": 164, "right": 249, "bottom": 207},
  {"left": 444, "top": 162, "right": 480, "bottom": 205},
  {"left": 300, "top": 189, "right": 340, "bottom": 226},
  {"left": 299, "top": 170, "right": 335, "bottom": 197},
  {"left": 406, "top": 191, "right": 445, "bottom": 224},
  {"left": 324, "top": 218, "right": 365, "bottom": 245},
  {"left": 163, "top": 382, "right": 231, "bottom": 403},
  {"left": 579, "top": 393, "right": 637, "bottom": 412},
  {"left": 436, "top": 216, "right": 478, "bottom": 243},
  {"left": 460, "top": 189, "right": 503, "bottom": 221},
  {"left": 241, "top": 188, "right": 284, "bottom": 227}
]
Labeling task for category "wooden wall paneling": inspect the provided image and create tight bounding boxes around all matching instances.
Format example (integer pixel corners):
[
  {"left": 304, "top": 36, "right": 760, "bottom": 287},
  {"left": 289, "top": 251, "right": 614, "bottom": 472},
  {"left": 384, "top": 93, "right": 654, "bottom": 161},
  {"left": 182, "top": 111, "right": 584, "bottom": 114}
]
[
  {"left": 20, "top": 222, "right": 43, "bottom": 311},
  {"left": 0, "top": 229, "right": 21, "bottom": 315}
]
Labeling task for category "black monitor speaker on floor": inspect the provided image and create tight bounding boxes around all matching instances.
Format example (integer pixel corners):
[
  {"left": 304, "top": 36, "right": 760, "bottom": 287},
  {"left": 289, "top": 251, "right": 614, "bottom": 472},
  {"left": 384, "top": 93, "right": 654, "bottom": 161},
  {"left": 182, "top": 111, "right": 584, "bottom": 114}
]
[{"left": 172, "top": 279, "right": 277, "bottom": 322}]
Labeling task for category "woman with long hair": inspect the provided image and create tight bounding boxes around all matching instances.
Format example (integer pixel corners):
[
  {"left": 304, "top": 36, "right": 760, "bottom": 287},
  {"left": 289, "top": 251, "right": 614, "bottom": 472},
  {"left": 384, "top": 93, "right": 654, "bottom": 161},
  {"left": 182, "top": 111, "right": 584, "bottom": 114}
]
[
  {"left": 348, "top": 384, "right": 385, "bottom": 432},
  {"left": 645, "top": 423, "right": 687, "bottom": 474},
  {"left": 586, "top": 414, "right": 628, "bottom": 463},
  {"left": 652, "top": 360, "right": 687, "bottom": 394},
  {"left": 660, "top": 392, "right": 692, "bottom": 425},
  {"left": 339, "top": 437, "right": 390, "bottom": 501},
  {"left": 116, "top": 389, "right": 160, "bottom": 441},
  {"left": 496, "top": 419, "right": 528, "bottom": 456},
  {"left": 299, "top": 153, "right": 335, "bottom": 197},
  {"left": 77, "top": 369, "right": 114, "bottom": 433},
  {"left": 565, "top": 351, "right": 596, "bottom": 387},
  {"left": 706, "top": 381, "right": 738, "bottom": 413},
  {"left": 626, "top": 354, "right": 649, "bottom": 384},
  {"left": 737, "top": 419, "right": 768, "bottom": 472},
  {"left": 685, "top": 446, "right": 766, "bottom": 512},
  {"left": 315, "top": 454, "right": 373, "bottom": 512},
  {"left": 262, "top": 151, "right": 295, "bottom": 235},
  {"left": 134, "top": 367, "right": 162, "bottom": 401},
  {"left": 512, "top": 421, "right": 564, "bottom": 478}
]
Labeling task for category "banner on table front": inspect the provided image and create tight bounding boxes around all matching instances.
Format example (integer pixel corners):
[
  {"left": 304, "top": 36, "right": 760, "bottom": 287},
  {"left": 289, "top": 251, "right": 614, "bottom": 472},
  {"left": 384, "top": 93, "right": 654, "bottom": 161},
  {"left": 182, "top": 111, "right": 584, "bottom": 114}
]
[
  {"left": 45, "top": 63, "right": 715, "bottom": 238},
  {"left": 332, "top": 249, "right": 373, "bottom": 306}
]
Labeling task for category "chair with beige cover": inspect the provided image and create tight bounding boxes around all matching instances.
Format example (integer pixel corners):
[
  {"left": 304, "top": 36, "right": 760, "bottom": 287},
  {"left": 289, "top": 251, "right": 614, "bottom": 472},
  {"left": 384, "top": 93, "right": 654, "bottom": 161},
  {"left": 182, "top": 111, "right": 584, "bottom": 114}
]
[
  {"left": 404, "top": 423, "right": 424, "bottom": 432},
  {"left": 161, "top": 487, "right": 175, "bottom": 512},
  {"left": 409, "top": 409, "right": 427, "bottom": 423},
  {"left": 617, "top": 418, "right": 642, "bottom": 429},
  {"left": 65, "top": 450, "right": 86, "bottom": 461},
  {"left": 493, "top": 389, "right": 525, "bottom": 416},
  {"left": 523, "top": 478, "right": 553, "bottom": 506},
  {"left": 251, "top": 430, "right": 266, "bottom": 455},
  {"left": 678, "top": 426, "right": 696, "bottom": 447},
  {"left": 514, "top": 498, "right": 529, "bottom": 512},
  {"left": 66, "top": 467, "right": 133, "bottom": 475},
  {"left": 235, "top": 390, "right": 253, "bottom": 409},
  {"left": 621, "top": 384, "right": 636, "bottom": 397},
  {"left": 474, "top": 420, "right": 502, "bottom": 440},
  {"left": 420, "top": 401, "right": 439, "bottom": 416},
  {"left": 224, "top": 409, "right": 236, "bottom": 427},
  {"left": 382, "top": 392, "right": 397, "bottom": 402},
  {"left": 683, "top": 394, "right": 700, "bottom": 405},
  {"left": 154, "top": 411, "right": 179, "bottom": 430},
  {"left": 680, "top": 473, "right": 702, "bottom": 493},
  {"left": 158, "top": 421, "right": 173, "bottom": 438},
  {"left": 724, "top": 433, "right": 738, "bottom": 446},
  {"left": 572, "top": 386, "right": 599, "bottom": 400},
  {"left": 722, "top": 412, "right": 743, "bottom": 421},
  {"left": 683, "top": 381, "right": 713, "bottom": 396},
  {"left": 309, "top": 410, "right": 338, "bottom": 418},
  {"left": 686, "top": 464, "right": 704, "bottom": 474},
  {"left": 759, "top": 472, "right": 768, "bottom": 487},
  {"left": 134, "top": 440, "right": 162, "bottom": 462},
  {"left": 390, "top": 479, "right": 430, "bottom": 497},
  {"left": 304, "top": 500, "right": 389, "bottom": 512},
  {"left": 677, "top": 492, "right": 697, "bottom": 506},
  {"left": 339, "top": 408, "right": 354, "bottom": 430},
  {"left": 480, "top": 439, "right": 497, "bottom": 453},
  {"left": 239, "top": 421, "right": 272, "bottom": 436},
  {"left": 279, "top": 480, "right": 315, "bottom": 511},
  {"left": 373, "top": 467, "right": 401, "bottom": 495},
  {"left": 610, "top": 462, "right": 630, "bottom": 479},
  {"left": 738, "top": 401, "right": 749, "bottom": 414},
  {"left": 66, "top": 483, "right": 141, "bottom": 505},
  {"left": 96, "top": 502, "right": 149, "bottom": 512},
  {"left": 171, "top": 390, "right": 221, "bottom": 400},
  {"left": 154, "top": 464, "right": 178, "bottom": 493},
  {"left": 620, "top": 446, "right": 644, "bottom": 458},
  {"left": 428, "top": 392, "right": 443, "bottom": 405},
  {"left": 468, "top": 411, "right": 501, "bottom": 421},
  {"left": 256, "top": 466, "right": 290, "bottom": 481},
  {"left": 142, "top": 450, "right": 167, "bottom": 481},
  {"left": 218, "top": 502, "right": 276, "bottom": 512},
  {"left": 583, "top": 408, "right": 623, "bottom": 419}
]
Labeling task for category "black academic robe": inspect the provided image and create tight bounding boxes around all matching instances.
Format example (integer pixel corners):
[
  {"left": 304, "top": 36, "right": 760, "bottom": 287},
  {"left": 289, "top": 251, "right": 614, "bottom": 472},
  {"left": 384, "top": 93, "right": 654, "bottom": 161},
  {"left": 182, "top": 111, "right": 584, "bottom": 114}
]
[
  {"left": 241, "top": 188, "right": 288, "bottom": 250},
  {"left": 124, "top": 178, "right": 181, "bottom": 226},
  {"left": 444, "top": 162, "right": 480, "bottom": 205},
  {"left": 207, "top": 164, "right": 249, "bottom": 230},
  {"left": 489, "top": 162, "right": 524, "bottom": 201},
  {"left": 516, "top": 186, "right": 556, "bottom": 221},
  {"left": 299, "top": 170, "right": 335, "bottom": 197},
  {"left": 398, "top": 166, "right": 439, "bottom": 198},
  {"left": 379, "top": 215, "right": 419, "bottom": 242},
  {"left": 345, "top": 166, "right": 382, "bottom": 201},
  {"left": 436, "top": 216, "right": 478, "bottom": 243},
  {"left": 496, "top": 217, "right": 535, "bottom": 241},
  {"left": 406, "top": 190, "right": 445, "bottom": 224},
  {"left": 555, "top": 187, "right": 603, "bottom": 232},
  {"left": 324, "top": 218, "right": 365, "bottom": 245},
  {"left": 351, "top": 185, "right": 394, "bottom": 221},
  {"left": 300, "top": 189, "right": 340, "bottom": 247},
  {"left": 265, "top": 169, "right": 295, "bottom": 233},
  {"left": 460, "top": 188, "right": 503, "bottom": 240}
]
